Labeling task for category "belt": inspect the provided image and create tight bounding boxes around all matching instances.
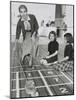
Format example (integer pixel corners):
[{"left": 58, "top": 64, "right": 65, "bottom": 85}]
[{"left": 25, "top": 30, "right": 31, "bottom": 32}]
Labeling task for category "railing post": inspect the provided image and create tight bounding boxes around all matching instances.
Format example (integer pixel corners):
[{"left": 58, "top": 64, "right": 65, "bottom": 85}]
[{"left": 16, "top": 72, "right": 20, "bottom": 98}]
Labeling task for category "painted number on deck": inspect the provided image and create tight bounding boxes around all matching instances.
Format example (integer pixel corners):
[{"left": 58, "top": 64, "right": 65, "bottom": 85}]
[
  {"left": 53, "top": 77, "right": 59, "bottom": 82},
  {"left": 59, "top": 87, "right": 68, "bottom": 94},
  {"left": 47, "top": 71, "right": 53, "bottom": 75}
]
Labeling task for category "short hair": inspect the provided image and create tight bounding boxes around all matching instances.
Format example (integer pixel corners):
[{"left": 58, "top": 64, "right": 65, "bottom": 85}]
[
  {"left": 19, "top": 5, "right": 28, "bottom": 12},
  {"left": 50, "top": 21, "right": 55, "bottom": 26},
  {"left": 48, "top": 31, "right": 56, "bottom": 40},
  {"left": 64, "top": 33, "right": 73, "bottom": 43}
]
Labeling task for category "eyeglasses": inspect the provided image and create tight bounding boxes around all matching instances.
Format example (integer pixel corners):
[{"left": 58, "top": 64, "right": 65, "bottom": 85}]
[{"left": 20, "top": 11, "right": 26, "bottom": 13}]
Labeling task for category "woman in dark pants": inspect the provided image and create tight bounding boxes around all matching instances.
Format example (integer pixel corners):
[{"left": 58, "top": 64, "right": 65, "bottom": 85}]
[{"left": 15, "top": 5, "right": 39, "bottom": 68}]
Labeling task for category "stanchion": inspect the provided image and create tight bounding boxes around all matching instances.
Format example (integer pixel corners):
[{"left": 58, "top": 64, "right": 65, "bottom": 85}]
[{"left": 16, "top": 72, "right": 20, "bottom": 98}]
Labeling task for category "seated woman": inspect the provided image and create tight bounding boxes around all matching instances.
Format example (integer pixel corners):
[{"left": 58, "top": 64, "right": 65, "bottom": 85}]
[
  {"left": 60, "top": 33, "right": 74, "bottom": 62},
  {"left": 40, "top": 31, "right": 59, "bottom": 65}
]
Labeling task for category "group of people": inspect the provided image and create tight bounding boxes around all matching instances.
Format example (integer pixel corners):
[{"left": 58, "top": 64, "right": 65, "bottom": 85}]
[
  {"left": 38, "top": 20, "right": 57, "bottom": 37},
  {"left": 14, "top": 4, "right": 74, "bottom": 68},
  {"left": 40, "top": 32, "right": 74, "bottom": 65}
]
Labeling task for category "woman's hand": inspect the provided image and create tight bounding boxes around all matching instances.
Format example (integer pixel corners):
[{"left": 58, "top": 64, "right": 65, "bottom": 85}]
[
  {"left": 45, "top": 56, "right": 50, "bottom": 59},
  {"left": 13, "top": 39, "right": 19, "bottom": 52},
  {"left": 13, "top": 39, "right": 22, "bottom": 56},
  {"left": 32, "top": 32, "right": 35, "bottom": 42}
]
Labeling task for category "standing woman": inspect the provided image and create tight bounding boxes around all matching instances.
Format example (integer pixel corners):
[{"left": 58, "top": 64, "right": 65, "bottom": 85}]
[{"left": 15, "top": 5, "right": 39, "bottom": 67}]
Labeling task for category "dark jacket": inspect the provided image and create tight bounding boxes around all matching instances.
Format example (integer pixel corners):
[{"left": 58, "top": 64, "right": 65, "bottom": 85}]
[{"left": 16, "top": 14, "right": 39, "bottom": 40}]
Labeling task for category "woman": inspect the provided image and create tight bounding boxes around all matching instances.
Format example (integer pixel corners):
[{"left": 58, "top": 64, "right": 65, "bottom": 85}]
[
  {"left": 40, "top": 31, "right": 59, "bottom": 65},
  {"left": 15, "top": 5, "right": 39, "bottom": 67}
]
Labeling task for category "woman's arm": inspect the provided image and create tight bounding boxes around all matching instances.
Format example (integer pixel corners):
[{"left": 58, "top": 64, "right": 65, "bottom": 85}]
[
  {"left": 59, "top": 56, "right": 69, "bottom": 62},
  {"left": 13, "top": 20, "right": 21, "bottom": 52},
  {"left": 34, "top": 15, "right": 39, "bottom": 32},
  {"left": 16, "top": 20, "right": 21, "bottom": 40},
  {"left": 46, "top": 50, "right": 58, "bottom": 59}
]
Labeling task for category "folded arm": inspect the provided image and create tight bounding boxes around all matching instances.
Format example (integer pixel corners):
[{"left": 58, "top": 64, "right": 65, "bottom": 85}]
[{"left": 46, "top": 50, "right": 58, "bottom": 59}]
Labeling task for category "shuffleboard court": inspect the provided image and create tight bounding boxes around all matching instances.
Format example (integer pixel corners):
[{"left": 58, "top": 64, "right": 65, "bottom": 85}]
[{"left": 10, "top": 61, "right": 74, "bottom": 98}]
